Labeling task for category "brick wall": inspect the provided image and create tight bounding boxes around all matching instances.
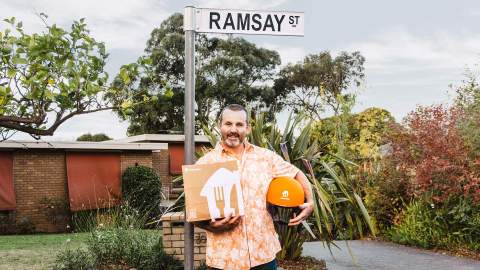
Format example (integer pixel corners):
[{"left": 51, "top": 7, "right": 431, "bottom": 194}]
[
  {"left": 120, "top": 151, "right": 153, "bottom": 173},
  {"left": 153, "top": 150, "right": 172, "bottom": 194},
  {"left": 13, "top": 150, "right": 68, "bottom": 233},
  {"left": 161, "top": 212, "right": 206, "bottom": 267}
]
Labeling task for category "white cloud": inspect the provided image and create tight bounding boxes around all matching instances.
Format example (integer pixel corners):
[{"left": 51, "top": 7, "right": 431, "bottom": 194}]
[
  {"left": 335, "top": 27, "right": 480, "bottom": 121},
  {"left": 195, "top": 0, "right": 288, "bottom": 10},
  {"left": 340, "top": 27, "right": 480, "bottom": 74},
  {"left": 0, "top": 0, "right": 171, "bottom": 51},
  {"left": 260, "top": 43, "right": 305, "bottom": 66},
  {"left": 11, "top": 111, "right": 129, "bottom": 141}
]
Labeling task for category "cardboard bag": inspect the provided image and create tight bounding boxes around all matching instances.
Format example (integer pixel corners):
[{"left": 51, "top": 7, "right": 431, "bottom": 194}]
[{"left": 182, "top": 160, "right": 245, "bottom": 222}]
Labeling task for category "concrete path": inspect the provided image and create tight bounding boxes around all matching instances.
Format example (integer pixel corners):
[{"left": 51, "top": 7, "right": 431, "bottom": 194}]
[{"left": 302, "top": 240, "right": 480, "bottom": 270}]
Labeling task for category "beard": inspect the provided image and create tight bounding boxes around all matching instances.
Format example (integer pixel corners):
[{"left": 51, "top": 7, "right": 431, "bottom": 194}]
[{"left": 223, "top": 132, "right": 244, "bottom": 148}]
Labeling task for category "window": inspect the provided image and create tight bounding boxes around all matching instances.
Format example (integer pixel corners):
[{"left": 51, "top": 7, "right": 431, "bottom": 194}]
[{"left": 66, "top": 152, "right": 121, "bottom": 211}]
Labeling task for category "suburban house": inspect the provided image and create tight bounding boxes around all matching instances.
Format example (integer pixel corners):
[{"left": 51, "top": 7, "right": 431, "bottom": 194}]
[{"left": 0, "top": 134, "right": 210, "bottom": 233}]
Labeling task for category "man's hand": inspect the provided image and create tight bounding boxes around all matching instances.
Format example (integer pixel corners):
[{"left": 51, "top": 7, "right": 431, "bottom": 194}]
[
  {"left": 209, "top": 213, "right": 241, "bottom": 232},
  {"left": 288, "top": 201, "right": 314, "bottom": 226},
  {"left": 194, "top": 213, "right": 241, "bottom": 233}
]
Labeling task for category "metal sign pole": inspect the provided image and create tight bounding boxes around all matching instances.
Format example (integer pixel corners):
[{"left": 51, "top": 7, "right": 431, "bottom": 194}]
[
  {"left": 183, "top": 6, "right": 196, "bottom": 270},
  {"left": 182, "top": 6, "right": 304, "bottom": 269}
]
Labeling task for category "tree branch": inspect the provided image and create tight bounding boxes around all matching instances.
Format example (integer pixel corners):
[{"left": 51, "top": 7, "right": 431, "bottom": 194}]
[{"left": 0, "top": 106, "right": 116, "bottom": 136}]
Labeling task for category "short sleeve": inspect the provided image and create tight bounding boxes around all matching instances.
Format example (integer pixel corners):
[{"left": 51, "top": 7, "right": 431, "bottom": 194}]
[
  {"left": 270, "top": 151, "right": 300, "bottom": 178},
  {"left": 195, "top": 151, "right": 214, "bottom": 165}
]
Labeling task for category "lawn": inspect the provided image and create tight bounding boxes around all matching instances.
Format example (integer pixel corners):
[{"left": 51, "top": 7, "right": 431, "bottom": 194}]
[{"left": 0, "top": 233, "right": 89, "bottom": 270}]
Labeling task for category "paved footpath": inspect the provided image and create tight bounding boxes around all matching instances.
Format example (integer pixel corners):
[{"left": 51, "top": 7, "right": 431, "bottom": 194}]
[{"left": 302, "top": 240, "right": 480, "bottom": 270}]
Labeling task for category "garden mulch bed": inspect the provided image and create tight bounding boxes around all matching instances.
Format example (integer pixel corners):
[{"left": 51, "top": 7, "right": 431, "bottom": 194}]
[
  {"left": 278, "top": 256, "right": 327, "bottom": 270},
  {"left": 431, "top": 247, "right": 480, "bottom": 261},
  {"left": 371, "top": 236, "right": 480, "bottom": 261}
]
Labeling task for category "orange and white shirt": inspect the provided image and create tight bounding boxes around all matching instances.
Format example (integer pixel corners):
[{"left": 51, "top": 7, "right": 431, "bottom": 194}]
[{"left": 196, "top": 141, "right": 299, "bottom": 270}]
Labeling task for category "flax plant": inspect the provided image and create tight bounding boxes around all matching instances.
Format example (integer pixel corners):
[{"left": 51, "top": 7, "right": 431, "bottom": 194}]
[{"left": 246, "top": 112, "right": 375, "bottom": 260}]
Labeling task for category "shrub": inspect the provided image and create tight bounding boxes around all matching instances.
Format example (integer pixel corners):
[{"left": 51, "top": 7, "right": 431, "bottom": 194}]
[
  {"left": 16, "top": 217, "right": 36, "bottom": 234},
  {"left": 388, "top": 200, "right": 440, "bottom": 248},
  {"left": 122, "top": 166, "right": 162, "bottom": 219},
  {"left": 71, "top": 201, "right": 149, "bottom": 232},
  {"left": 39, "top": 197, "right": 70, "bottom": 226},
  {"left": 54, "top": 248, "right": 95, "bottom": 270},
  {"left": 389, "top": 197, "right": 480, "bottom": 251},
  {"left": 137, "top": 239, "right": 184, "bottom": 270},
  {"left": 54, "top": 228, "right": 183, "bottom": 270},
  {"left": 388, "top": 105, "right": 480, "bottom": 203},
  {"left": 0, "top": 214, "right": 36, "bottom": 234},
  {"left": 90, "top": 228, "right": 183, "bottom": 269},
  {"left": 246, "top": 113, "right": 375, "bottom": 259},
  {"left": 362, "top": 160, "right": 412, "bottom": 232}
]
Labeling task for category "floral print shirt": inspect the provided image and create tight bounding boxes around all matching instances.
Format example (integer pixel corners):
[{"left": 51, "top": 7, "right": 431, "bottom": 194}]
[{"left": 196, "top": 141, "right": 299, "bottom": 269}]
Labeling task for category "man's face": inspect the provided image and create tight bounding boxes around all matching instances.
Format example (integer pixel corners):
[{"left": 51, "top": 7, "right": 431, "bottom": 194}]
[{"left": 220, "top": 109, "right": 250, "bottom": 149}]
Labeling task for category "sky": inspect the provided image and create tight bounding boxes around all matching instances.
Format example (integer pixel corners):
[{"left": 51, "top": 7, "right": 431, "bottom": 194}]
[{"left": 1, "top": 0, "right": 480, "bottom": 141}]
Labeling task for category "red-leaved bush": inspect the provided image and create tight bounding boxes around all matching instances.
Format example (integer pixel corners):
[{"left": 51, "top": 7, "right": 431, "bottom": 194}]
[{"left": 387, "top": 105, "right": 480, "bottom": 203}]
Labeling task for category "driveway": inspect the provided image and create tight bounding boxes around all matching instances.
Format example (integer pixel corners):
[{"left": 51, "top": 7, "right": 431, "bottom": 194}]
[{"left": 302, "top": 240, "right": 480, "bottom": 270}]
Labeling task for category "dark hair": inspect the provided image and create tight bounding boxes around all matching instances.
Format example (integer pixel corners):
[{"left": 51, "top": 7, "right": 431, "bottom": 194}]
[{"left": 219, "top": 104, "right": 248, "bottom": 125}]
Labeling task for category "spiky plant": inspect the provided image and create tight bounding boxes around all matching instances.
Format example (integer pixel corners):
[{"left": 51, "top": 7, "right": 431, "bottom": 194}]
[{"left": 247, "top": 112, "right": 375, "bottom": 260}]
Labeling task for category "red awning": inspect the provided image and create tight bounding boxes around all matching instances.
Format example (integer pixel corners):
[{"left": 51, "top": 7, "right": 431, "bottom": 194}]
[
  {"left": 0, "top": 152, "right": 15, "bottom": 210},
  {"left": 66, "top": 153, "right": 121, "bottom": 211}
]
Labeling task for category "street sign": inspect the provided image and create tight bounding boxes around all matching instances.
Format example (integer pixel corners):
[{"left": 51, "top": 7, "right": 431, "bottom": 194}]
[
  {"left": 195, "top": 8, "right": 304, "bottom": 36},
  {"left": 183, "top": 6, "right": 304, "bottom": 269}
]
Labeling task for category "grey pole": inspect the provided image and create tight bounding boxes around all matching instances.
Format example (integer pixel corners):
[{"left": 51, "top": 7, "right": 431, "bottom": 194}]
[{"left": 183, "top": 6, "right": 196, "bottom": 270}]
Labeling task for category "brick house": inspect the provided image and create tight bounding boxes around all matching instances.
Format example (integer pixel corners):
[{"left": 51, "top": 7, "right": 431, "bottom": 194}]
[
  {"left": 0, "top": 135, "right": 210, "bottom": 233},
  {"left": 0, "top": 140, "right": 168, "bottom": 233}
]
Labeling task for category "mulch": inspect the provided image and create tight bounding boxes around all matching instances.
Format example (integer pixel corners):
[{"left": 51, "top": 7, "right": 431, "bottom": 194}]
[{"left": 278, "top": 256, "right": 327, "bottom": 270}]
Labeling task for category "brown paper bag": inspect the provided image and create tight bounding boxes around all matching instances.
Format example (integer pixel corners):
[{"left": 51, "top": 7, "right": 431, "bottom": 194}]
[{"left": 182, "top": 160, "right": 245, "bottom": 222}]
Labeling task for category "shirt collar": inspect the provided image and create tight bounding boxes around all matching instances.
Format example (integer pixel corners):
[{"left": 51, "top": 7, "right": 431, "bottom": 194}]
[{"left": 214, "top": 139, "right": 254, "bottom": 154}]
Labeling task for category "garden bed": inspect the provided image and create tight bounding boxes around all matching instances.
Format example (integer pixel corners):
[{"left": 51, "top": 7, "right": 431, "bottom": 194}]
[{"left": 278, "top": 256, "right": 327, "bottom": 270}]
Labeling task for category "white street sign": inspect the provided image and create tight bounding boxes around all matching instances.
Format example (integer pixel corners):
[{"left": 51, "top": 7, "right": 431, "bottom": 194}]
[
  {"left": 182, "top": 6, "right": 304, "bottom": 269},
  {"left": 195, "top": 8, "right": 304, "bottom": 36}
]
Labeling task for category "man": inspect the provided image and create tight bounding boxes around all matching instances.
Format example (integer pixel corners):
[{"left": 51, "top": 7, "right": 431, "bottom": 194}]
[{"left": 194, "top": 104, "right": 314, "bottom": 270}]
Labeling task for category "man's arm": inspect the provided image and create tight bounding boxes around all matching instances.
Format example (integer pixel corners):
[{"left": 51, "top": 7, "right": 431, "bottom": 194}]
[{"left": 288, "top": 170, "right": 314, "bottom": 226}]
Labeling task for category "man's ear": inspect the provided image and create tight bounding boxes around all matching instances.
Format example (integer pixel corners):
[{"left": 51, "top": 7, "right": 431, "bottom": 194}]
[{"left": 246, "top": 124, "right": 251, "bottom": 135}]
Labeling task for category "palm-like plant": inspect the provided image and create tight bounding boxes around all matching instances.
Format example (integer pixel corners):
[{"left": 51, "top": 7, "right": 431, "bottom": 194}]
[{"left": 247, "top": 112, "right": 375, "bottom": 260}]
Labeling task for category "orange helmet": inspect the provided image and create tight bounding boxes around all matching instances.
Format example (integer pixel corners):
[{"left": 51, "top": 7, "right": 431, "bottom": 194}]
[{"left": 267, "top": 176, "right": 305, "bottom": 207}]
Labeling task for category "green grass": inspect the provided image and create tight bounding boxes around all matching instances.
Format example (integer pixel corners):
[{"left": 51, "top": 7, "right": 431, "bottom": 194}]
[
  {"left": 0, "top": 233, "right": 89, "bottom": 270},
  {"left": 0, "top": 232, "right": 90, "bottom": 250},
  {"left": 0, "top": 230, "right": 163, "bottom": 270}
]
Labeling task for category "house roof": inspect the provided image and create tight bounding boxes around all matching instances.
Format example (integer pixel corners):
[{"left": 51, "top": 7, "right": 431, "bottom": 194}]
[
  {"left": 109, "top": 134, "right": 211, "bottom": 143},
  {"left": 0, "top": 140, "right": 167, "bottom": 151}
]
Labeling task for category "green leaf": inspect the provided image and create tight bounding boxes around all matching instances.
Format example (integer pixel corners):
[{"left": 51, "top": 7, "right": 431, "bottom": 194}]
[
  {"left": 12, "top": 57, "right": 28, "bottom": 65},
  {"left": 354, "top": 192, "right": 376, "bottom": 236},
  {"left": 164, "top": 87, "right": 174, "bottom": 99},
  {"left": 121, "top": 100, "right": 133, "bottom": 110},
  {"left": 119, "top": 68, "right": 131, "bottom": 84},
  {"left": 7, "top": 68, "right": 16, "bottom": 78}
]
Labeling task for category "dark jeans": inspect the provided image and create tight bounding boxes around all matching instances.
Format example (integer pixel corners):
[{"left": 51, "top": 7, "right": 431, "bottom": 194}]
[{"left": 208, "top": 259, "right": 277, "bottom": 270}]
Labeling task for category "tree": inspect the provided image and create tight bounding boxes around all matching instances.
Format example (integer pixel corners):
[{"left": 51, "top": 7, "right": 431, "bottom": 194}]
[
  {"left": 454, "top": 70, "right": 480, "bottom": 155},
  {"left": 273, "top": 51, "right": 365, "bottom": 120},
  {"left": 313, "top": 107, "right": 396, "bottom": 161},
  {"left": 388, "top": 105, "right": 480, "bottom": 203},
  {"left": 76, "top": 133, "right": 112, "bottom": 141},
  {"left": 115, "top": 13, "right": 286, "bottom": 135},
  {"left": 0, "top": 16, "right": 132, "bottom": 140}
]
